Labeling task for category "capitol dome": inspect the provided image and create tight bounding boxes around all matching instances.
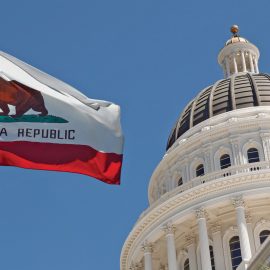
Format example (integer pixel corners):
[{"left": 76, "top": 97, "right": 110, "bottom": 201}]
[
  {"left": 167, "top": 25, "right": 261, "bottom": 150},
  {"left": 167, "top": 73, "right": 270, "bottom": 150},
  {"left": 121, "top": 26, "right": 270, "bottom": 270}
]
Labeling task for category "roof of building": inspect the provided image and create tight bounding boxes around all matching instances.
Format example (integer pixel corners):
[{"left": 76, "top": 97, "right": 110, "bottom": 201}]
[{"left": 166, "top": 73, "right": 270, "bottom": 150}]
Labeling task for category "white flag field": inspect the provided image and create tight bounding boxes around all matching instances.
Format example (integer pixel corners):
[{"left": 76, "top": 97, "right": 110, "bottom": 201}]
[{"left": 0, "top": 51, "right": 123, "bottom": 184}]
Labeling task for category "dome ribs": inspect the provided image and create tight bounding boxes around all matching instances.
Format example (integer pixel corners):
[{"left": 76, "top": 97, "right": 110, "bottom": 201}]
[
  {"left": 166, "top": 73, "right": 270, "bottom": 151},
  {"left": 233, "top": 74, "right": 256, "bottom": 108},
  {"left": 246, "top": 73, "right": 261, "bottom": 106},
  {"left": 212, "top": 79, "right": 231, "bottom": 116},
  {"left": 166, "top": 126, "right": 177, "bottom": 150},
  {"left": 256, "top": 74, "right": 270, "bottom": 105},
  {"left": 229, "top": 76, "right": 236, "bottom": 110},
  {"left": 174, "top": 102, "right": 193, "bottom": 143},
  {"left": 193, "top": 87, "right": 211, "bottom": 126},
  {"left": 190, "top": 90, "right": 202, "bottom": 128},
  {"left": 209, "top": 80, "right": 223, "bottom": 118}
]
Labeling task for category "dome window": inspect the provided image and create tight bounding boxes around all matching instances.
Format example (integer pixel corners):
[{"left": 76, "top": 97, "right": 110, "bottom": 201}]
[
  {"left": 196, "top": 164, "right": 205, "bottom": 177},
  {"left": 220, "top": 154, "right": 231, "bottom": 169},
  {"left": 184, "top": 258, "right": 190, "bottom": 270},
  {"left": 247, "top": 148, "right": 260, "bottom": 163},
  {"left": 178, "top": 177, "right": 183, "bottom": 186},
  {"left": 259, "top": 230, "right": 270, "bottom": 244},
  {"left": 229, "top": 236, "right": 242, "bottom": 270}
]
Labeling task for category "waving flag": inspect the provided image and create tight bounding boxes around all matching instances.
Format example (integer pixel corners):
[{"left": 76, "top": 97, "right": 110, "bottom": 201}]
[{"left": 0, "top": 51, "right": 123, "bottom": 184}]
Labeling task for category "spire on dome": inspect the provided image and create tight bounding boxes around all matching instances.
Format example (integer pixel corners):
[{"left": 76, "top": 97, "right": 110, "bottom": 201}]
[{"left": 218, "top": 25, "right": 260, "bottom": 78}]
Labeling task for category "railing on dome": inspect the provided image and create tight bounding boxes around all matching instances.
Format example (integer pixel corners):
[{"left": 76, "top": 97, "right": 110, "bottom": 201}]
[
  {"left": 139, "top": 161, "right": 270, "bottom": 221},
  {"left": 188, "top": 161, "right": 268, "bottom": 187}
]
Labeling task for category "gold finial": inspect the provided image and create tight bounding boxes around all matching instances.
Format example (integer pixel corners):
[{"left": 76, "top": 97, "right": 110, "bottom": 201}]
[{"left": 230, "top": 25, "right": 239, "bottom": 36}]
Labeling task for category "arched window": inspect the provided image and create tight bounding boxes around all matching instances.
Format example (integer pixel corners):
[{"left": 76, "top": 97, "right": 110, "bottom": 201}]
[
  {"left": 209, "top": 245, "right": 215, "bottom": 270},
  {"left": 184, "top": 258, "right": 190, "bottom": 270},
  {"left": 229, "top": 236, "right": 242, "bottom": 270},
  {"left": 178, "top": 177, "right": 183, "bottom": 186},
  {"left": 220, "top": 154, "right": 231, "bottom": 169},
  {"left": 247, "top": 148, "right": 260, "bottom": 163},
  {"left": 196, "top": 164, "right": 204, "bottom": 177},
  {"left": 260, "top": 230, "right": 270, "bottom": 244}
]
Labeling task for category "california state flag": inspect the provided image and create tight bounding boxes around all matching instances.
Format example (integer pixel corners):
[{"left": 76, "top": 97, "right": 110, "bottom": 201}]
[{"left": 0, "top": 51, "right": 123, "bottom": 184}]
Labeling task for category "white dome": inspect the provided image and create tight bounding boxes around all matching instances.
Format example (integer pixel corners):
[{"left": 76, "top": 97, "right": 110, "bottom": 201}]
[{"left": 121, "top": 27, "right": 270, "bottom": 270}]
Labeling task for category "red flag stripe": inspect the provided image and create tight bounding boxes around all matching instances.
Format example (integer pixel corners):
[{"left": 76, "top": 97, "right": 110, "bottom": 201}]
[{"left": 0, "top": 141, "right": 122, "bottom": 184}]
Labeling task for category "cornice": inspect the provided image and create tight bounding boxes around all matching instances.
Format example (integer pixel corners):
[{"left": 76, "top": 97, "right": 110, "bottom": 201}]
[{"left": 121, "top": 171, "right": 270, "bottom": 270}]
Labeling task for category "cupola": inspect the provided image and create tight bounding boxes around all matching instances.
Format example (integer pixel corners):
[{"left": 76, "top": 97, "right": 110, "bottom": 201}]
[{"left": 218, "top": 25, "right": 260, "bottom": 78}]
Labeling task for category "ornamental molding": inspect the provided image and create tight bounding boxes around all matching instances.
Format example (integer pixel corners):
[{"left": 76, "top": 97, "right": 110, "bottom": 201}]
[
  {"left": 130, "top": 262, "right": 142, "bottom": 270},
  {"left": 162, "top": 222, "right": 176, "bottom": 235},
  {"left": 195, "top": 208, "right": 206, "bottom": 219},
  {"left": 232, "top": 196, "right": 245, "bottom": 208},
  {"left": 121, "top": 172, "right": 270, "bottom": 270},
  {"left": 141, "top": 241, "right": 153, "bottom": 254}
]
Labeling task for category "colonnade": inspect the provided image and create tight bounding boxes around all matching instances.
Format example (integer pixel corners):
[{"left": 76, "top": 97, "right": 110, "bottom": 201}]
[
  {"left": 223, "top": 51, "right": 259, "bottom": 78},
  {"left": 131, "top": 196, "right": 253, "bottom": 270}
]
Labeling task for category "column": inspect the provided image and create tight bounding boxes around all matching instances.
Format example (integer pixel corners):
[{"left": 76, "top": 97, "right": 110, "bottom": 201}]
[
  {"left": 142, "top": 242, "right": 153, "bottom": 270},
  {"left": 211, "top": 223, "right": 226, "bottom": 270},
  {"left": 232, "top": 197, "right": 252, "bottom": 263},
  {"left": 260, "top": 133, "right": 270, "bottom": 161},
  {"left": 185, "top": 235, "right": 198, "bottom": 270},
  {"left": 230, "top": 137, "right": 243, "bottom": 166},
  {"left": 203, "top": 144, "right": 213, "bottom": 173},
  {"left": 225, "top": 56, "right": 230, "bottom": 77},
  {"left": 249, "top": 52, "right": 255, "bottom": 73},
  {"left": 254, "top": 57, "right": 259, "bottom": 73},
  {"left": 163, "top": 224, "right": 178, "bottom": 270},
  {"left": 245, "top": 214, "right": 256, "bottom": 256},
  {"left": 183, "top": 157, "right": 190, "bottom": 182},
  {"left": 195, "top": 208, "right": 212, "bottom": 270},
  {"left": 241, "top": 51, "right": 247, "bottom": 72},
  {"left": 233, "top": 54, "right": 238, "bottom": 74}
]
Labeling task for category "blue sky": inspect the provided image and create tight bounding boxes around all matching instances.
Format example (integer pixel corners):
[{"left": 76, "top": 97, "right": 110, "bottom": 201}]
[{"left": 1, "top": 1, "right": 270, "bottom": 269}]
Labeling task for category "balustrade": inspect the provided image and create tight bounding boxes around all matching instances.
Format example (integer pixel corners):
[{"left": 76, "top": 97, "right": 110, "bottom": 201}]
[{"left": 141, "top": 161, "right": 270, "bottom": 220}]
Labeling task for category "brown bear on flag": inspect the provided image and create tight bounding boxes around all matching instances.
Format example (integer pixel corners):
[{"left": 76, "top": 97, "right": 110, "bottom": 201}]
[{"left": 0, "top": 76, "right": 48, "bottom": 117}]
